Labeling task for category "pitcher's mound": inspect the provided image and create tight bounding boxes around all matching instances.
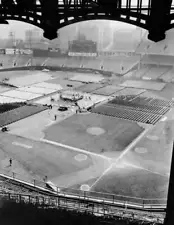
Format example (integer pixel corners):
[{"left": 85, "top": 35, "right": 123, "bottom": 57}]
[
  {"left": 87, "top": 127, "right": 105, "bottom": 135},
  {"left": 80, "top": 184, "right": 90, "bottom": 191},
  {"left": 135, "top": 147, "right": 147, "bottom": 154}
]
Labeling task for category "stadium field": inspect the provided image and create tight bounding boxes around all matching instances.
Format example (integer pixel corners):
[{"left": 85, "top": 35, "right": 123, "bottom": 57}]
[
  {"left": 75, "top": 83, "right": 105, "bottom": 93},
  {"left": 86, "top": 118, "right": 173, "bottom": 203},
  {"left": 92, "top": 85, "right": 124, "bottom": 96},
  {"left": 43, "top": 113, "right": 144, "bottom": 154}
]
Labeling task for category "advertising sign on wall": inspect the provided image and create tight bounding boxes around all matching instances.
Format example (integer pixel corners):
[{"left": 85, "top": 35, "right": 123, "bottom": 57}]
[
  {"left": 5, "top": 48, "right": 15, "bottom": 55},
  {"left": 20, "top": 49, "right": 33, "bottom": 55},
  {"left": 5, "top": 48, "right": 33, "bottom": 55},
  {"left": 68, "top": 52, "right": 97, "bottom": 57}
]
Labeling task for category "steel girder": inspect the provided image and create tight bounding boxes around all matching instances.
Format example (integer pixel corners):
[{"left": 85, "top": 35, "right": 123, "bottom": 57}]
[{"left": 0, "top": 0, "right": 173, "bottom": 41}]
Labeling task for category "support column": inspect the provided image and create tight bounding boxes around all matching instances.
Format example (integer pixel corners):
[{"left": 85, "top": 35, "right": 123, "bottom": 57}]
[
  {"left": 147, "top": 0, "right": 172, "bottom": 42},
  {"left": 41, "top": 0, "right": 59, "bottom": 40},
  {"left": 164, "top": 141, "right": 174, "bottom": 225}
]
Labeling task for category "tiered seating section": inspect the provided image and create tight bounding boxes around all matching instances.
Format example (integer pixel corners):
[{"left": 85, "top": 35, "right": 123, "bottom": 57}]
[
  {"left": 18, "top": 55, "right": 138, "bottom": 74},
  {"left": 133, "top": 65, "right": 171, "bottom": 80},
  {"left": 91, "top": 95, "right": 174, "bottom": 125},
  {"left": 2, "top": 53, "right": 174, "bottom": 81},
  {"left": 0, "top": 103, "right": 48, "bottom": 127}
]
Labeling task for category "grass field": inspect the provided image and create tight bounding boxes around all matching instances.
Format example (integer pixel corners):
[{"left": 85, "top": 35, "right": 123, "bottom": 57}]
[
  {"left": 91, "top": 163, "right": 168, "bottom": 203},
  {"left": 44, "top": 113, "right": 144, "bottom": 154},
  {"left": 0, "top": 68, "right": 172, "bottom": 205}
]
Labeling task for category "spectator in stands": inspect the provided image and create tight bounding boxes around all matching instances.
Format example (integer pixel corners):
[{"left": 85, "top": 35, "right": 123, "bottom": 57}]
[{"left": 9, "top": 158, "right": 12, "bottom": 167}]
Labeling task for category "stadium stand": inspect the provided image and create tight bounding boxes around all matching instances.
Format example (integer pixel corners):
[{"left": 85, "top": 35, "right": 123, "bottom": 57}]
[
  {"left": 141, "top": 55, "right": 174, "bottom": 66},
  {"left": 0, "top": 55, "right": 16, "bottom": 68},
  {"left": 160, "top": 67, "right": 174, "bottom": 82},
  {"left": 132, "top": 66, "right": 150, "bottom": 78},
  {"left": 80, "top": 57, "right": 101, "bottom": 70},
  {"left": 15, "top": 55, "right": 31, "bottom": 67},
  {"left": 141, "top": 65, "right": 172, "bottom": 80},
  {"left": 100, "top": 55, "right": 139, "bottom": 74},
  {"left": 32, "top": 57, "right": 47, "bottom": 66},
  {"left": 65, "top": 57, "right": 82, "bottom": 68},
  {"left": 46, "top": 57, "right": 68, "bottom": 67}
]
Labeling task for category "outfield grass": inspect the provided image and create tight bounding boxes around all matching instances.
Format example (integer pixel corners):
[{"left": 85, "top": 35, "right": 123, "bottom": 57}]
[{"left": 91, "top": 164, "right": 168, "bottom": 204}]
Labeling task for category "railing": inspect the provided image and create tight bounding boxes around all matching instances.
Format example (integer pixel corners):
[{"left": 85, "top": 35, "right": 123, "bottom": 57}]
[
  {"left": 0, "top": 170, "right": 167, "bottom": 211},
  {"left": 0, "top": 192, "right": 165, "bottom": 224}
]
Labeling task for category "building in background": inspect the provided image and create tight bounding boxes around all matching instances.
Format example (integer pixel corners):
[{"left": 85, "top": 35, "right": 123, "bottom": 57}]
[
  {"left": 24, "top": 28, "right": 44, "bottom": 49},
  {"left": 68, "top": 32, "right": 98, "bottom": 57}
]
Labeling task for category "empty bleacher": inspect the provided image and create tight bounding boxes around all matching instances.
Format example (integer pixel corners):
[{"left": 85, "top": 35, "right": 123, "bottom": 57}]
[
  {"left": 160, "top": 67, "right": 174, "bottom": 82},
  {"left": 133, "top": 66, "right": 150, "bottom": 78},
  {"left": 32, "top": 57, "right": 47, "bottom": 66},
  {"left": 101, "top": 55, "right": 139, "bottom": 73},
  {"left": 65, "top": 57, "right": 82, "bottom": 68},
  {"left": 46, "top": 57, "right": 67, "bottom": 67},
  {"left": 0, "top": 55, "right": 16, "bottom": 68},
  {"left": 141, "top": 55, "right": 174, "bottom": 66},
  {"left": 141, "top": 65, "right": 172, "bottom": 80},
  {"left": 90, "top": 95, "right": 173, "bottom": 125},
  {"left": 80, "top": 57, "right": 101, "bottom": 70},
  {"left": 15, "top": 55, "right": 31, "bottom": 67}
]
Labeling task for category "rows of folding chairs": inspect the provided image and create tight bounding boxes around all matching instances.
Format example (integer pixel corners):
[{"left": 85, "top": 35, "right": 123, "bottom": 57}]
[{"left": 91, "top": 104, "right": 161, "bottom": 124}]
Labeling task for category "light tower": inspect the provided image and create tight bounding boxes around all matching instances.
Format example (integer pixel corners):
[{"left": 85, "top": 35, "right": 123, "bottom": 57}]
[{"left": 8, "top": 31, "right": 16, "bottom": 48}]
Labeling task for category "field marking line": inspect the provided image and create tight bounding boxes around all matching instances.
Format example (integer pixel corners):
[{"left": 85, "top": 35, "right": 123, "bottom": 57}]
[
  {"left": 40, "top": 138, "right": 110, "bottom": 161},
  {"left": 113, "top": 126, "right": 151, "bottom": 162},
  {"left": 89, "top": 127, "right": 151, "bottom": 189},
  {"left": 12, "top": 142, "right": 33, "bottom": 149},
  {"left": 124, "top": 162, "right": 169, "bottom": 177},
  {"left": 90, "top": 164, "right": 113, "bottom": 190}
]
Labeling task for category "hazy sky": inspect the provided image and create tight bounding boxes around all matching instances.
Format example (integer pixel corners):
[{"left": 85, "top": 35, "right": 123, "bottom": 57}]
[{"left": 0, "top": 20, "right": 137, "bottom": 39}]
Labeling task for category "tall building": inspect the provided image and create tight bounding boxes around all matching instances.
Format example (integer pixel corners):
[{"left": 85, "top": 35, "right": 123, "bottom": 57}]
[
  {"left": 25, "top": 28, "right": 42, "bottom": 48},
  {"left": 5, "top": 31, "right": 16, "bottom": 48}
]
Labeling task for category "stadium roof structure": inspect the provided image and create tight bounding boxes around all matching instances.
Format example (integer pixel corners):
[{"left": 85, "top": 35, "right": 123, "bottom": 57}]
[{"left": 0, "top": 0, "right": 173, "bottom": 42}]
